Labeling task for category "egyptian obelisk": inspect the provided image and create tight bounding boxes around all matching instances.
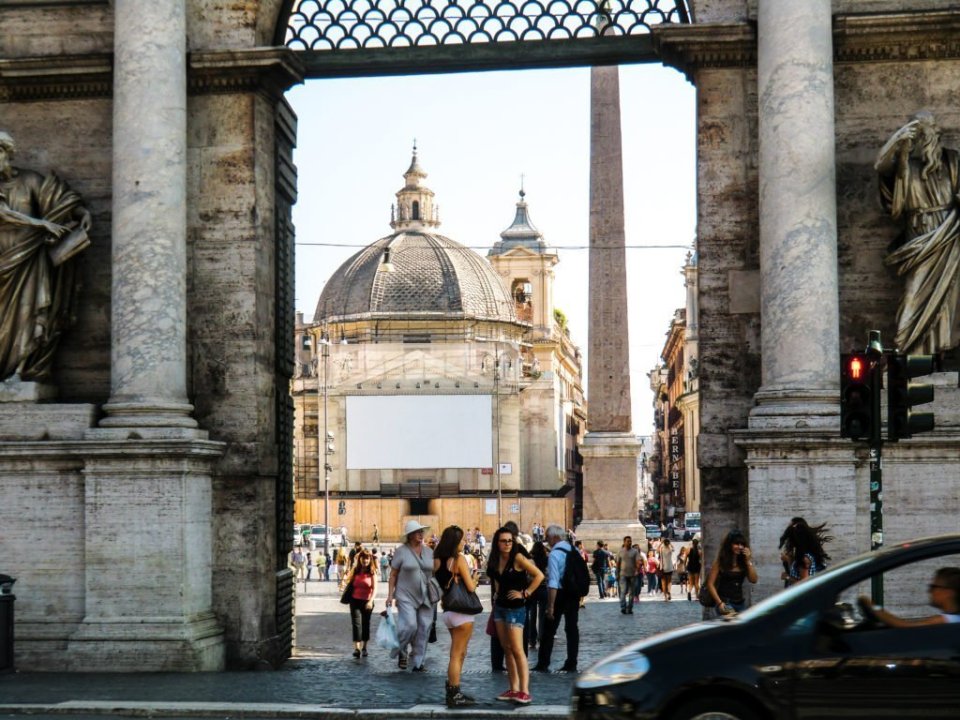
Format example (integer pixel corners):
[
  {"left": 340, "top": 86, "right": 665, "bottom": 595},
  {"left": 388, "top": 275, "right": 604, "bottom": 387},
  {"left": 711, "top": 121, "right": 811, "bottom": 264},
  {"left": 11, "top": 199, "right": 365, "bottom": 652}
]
[{"left": 576, "top": 64, "right": 643, "bottom": 546}]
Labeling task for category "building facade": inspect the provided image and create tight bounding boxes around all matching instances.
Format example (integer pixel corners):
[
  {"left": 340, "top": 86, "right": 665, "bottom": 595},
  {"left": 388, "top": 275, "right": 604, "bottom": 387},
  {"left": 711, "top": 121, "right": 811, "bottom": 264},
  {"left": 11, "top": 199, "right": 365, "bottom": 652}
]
[{"left": 291, "top": 154, "right": 586, "bottom": 540}]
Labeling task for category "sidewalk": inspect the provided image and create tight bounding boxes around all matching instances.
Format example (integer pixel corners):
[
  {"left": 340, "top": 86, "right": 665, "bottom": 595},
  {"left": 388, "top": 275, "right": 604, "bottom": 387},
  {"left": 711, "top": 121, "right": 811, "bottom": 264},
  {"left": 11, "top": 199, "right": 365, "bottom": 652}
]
[{"left": 0, "top": 579, "right": 701, "bottom": 718}]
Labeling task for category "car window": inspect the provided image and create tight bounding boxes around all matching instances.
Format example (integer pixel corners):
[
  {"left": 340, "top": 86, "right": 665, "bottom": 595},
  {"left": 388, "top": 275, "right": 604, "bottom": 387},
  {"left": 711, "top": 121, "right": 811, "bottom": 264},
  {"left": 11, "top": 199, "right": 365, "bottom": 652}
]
[{"left": 829, "top": 551, "right": 960, "bottom": 630}]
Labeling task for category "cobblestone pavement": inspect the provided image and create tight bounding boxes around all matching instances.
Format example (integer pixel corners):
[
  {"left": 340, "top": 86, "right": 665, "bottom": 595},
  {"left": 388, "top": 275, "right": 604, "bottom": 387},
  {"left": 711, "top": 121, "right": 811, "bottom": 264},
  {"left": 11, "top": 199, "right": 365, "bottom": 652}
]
[{"left": 0, "top": 579, "right": 702, "bottom": 715}]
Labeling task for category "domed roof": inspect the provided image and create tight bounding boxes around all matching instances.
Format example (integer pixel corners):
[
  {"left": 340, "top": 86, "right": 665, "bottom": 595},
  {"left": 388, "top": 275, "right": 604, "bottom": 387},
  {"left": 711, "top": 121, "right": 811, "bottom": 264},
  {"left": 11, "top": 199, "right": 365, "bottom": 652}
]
[{"left": 314, "top": 231, "right": 518, "bottom": 323}]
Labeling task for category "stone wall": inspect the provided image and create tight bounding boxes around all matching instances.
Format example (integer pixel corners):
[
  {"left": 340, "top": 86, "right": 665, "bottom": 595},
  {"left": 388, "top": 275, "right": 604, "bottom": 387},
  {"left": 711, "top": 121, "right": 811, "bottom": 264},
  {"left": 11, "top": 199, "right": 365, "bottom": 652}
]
[{"left": 663, "top": 1, "right": 960, "bottom": 596}]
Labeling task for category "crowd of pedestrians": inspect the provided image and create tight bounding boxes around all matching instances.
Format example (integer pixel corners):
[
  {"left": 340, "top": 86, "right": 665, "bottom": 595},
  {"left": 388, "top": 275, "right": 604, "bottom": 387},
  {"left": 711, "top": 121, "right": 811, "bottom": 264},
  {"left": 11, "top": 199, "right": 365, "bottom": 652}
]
[{"left": 289, "top": 514, "right": 835, "bottom": 707}]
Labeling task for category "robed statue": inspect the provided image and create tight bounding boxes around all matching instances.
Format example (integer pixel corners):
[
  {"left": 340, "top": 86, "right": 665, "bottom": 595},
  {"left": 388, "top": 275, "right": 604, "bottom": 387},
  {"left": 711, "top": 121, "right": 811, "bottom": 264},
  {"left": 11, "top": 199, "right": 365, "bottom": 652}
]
[
  {"left": 0, "top": 130, "right": 91, "bottom": 382},
  {"left": 876, "top": 111, "right": 960, "bottom": 354}
]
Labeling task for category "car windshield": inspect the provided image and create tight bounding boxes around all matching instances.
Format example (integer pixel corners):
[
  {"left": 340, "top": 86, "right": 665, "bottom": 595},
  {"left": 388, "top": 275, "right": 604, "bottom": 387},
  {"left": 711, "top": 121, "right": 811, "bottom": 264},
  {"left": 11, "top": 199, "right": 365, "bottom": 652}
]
[
  {"left": 311, "top": 526, "right": 328, "bottom": 534},
  {"left": 735, "top": 553, "right": 879, "bottom": 621}
]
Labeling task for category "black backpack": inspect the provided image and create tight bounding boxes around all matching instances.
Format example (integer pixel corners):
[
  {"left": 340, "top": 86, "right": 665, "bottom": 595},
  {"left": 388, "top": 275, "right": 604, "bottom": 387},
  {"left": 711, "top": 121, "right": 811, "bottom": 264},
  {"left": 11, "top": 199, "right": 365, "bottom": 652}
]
[{"left": 561, "top": 547, "right": 591, "bottom": 598}]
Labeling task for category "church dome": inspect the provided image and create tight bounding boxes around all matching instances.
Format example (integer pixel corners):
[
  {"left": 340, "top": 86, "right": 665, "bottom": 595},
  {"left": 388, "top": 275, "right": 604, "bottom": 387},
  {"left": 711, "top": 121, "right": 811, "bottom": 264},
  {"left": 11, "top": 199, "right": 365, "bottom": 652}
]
[{"left": 314, "top": 231, "right": 518, "bottom": 323}]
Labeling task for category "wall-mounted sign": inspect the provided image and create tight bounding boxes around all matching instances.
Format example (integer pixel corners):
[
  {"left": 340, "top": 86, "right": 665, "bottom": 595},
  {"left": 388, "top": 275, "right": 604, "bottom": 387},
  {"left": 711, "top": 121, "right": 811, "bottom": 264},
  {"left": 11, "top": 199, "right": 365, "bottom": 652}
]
[{"left": 498, "top": 463, "right": 513, "bottom": 475}]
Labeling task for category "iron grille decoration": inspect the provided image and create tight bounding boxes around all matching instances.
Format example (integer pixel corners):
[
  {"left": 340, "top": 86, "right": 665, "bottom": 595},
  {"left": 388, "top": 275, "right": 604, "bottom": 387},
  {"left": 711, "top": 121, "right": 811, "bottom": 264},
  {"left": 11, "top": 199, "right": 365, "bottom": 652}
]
[{"left": 285, "top": 0, "right": 690, "bottom": 52}]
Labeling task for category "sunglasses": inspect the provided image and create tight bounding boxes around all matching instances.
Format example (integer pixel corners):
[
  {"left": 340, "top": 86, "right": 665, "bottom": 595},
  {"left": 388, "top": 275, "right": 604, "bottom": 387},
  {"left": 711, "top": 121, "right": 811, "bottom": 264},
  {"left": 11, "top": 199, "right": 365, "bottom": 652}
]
[
  {"left": 499, "top": 539, "right": 514, "bottom": 544},
  {"left": 929, "top": 583, "right": 948, "bottom": 591}
]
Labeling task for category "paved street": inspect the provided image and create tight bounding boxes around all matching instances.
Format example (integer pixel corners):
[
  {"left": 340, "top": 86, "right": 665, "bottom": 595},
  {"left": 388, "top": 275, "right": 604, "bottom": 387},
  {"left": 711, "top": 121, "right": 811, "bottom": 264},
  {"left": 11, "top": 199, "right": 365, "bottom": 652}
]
[{"left": 0, "top": 578, "right": 702, "bottom": 718}]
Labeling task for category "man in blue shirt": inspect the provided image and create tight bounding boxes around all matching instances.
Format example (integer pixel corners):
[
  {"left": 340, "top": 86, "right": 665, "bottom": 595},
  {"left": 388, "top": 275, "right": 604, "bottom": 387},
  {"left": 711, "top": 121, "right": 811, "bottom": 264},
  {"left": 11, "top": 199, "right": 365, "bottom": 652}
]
[{"left": 533, "top": 524, "right": 580, "bottom": 672}]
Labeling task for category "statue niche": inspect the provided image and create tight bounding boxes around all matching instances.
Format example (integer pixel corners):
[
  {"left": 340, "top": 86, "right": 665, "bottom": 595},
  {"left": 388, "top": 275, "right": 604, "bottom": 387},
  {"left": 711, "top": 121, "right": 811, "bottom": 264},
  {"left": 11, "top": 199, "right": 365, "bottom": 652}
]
[
  {"left": 0, "top": 130, "right": 91, "bottom": 386},
  {"left": 876, "top": 111, "right": 960, "bottom": 354}
]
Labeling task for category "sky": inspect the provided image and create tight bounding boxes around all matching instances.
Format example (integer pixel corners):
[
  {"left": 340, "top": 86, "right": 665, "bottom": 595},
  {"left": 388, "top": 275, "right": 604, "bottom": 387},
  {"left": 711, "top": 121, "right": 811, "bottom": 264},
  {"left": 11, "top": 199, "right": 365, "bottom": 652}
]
[{"left": 288, "top": 63, "right": 695, "bottom": 435}]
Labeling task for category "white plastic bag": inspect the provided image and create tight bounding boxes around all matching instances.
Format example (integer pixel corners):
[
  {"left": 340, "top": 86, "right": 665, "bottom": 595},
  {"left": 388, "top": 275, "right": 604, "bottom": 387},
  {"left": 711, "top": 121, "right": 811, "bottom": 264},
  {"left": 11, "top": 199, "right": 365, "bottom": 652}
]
[{"left": 376, "top": 608, "right": 400, "bottom": 657}]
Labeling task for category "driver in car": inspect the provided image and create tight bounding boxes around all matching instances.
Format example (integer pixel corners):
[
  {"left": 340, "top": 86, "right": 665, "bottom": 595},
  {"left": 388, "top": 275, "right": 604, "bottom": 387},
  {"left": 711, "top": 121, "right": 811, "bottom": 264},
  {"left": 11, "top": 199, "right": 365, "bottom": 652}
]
[{"left": 859, "top": 567, "right": 960, "bottom": 627}]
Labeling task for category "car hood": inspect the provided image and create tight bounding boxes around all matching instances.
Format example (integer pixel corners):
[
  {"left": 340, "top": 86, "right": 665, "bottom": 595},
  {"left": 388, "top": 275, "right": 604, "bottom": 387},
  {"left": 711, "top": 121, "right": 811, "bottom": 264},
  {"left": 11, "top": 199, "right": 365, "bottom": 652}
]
[{"left": 609, "top": 618, "right": 737, "bottom": 657}]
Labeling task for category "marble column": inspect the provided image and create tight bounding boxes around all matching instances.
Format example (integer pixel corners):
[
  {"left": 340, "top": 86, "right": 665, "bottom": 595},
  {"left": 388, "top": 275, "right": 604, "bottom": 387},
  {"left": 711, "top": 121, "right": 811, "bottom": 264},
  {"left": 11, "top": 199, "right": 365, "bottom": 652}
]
[
  {"left": 98, "top": 0, "right": 199, "bottom": 434},
  {"left": 751, "top": 0, "right": 840, "bottom": 429},
  {"left": 735, "top": 1, "right": 843, "bottom": 607},
  {"left": 578, "top": 65, "right": 642, "bottom": 546}
]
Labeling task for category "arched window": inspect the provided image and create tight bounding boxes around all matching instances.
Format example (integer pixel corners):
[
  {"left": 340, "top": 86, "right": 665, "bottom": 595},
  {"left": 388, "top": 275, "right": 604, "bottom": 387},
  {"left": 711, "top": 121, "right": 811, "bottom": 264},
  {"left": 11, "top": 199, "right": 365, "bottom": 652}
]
[{"left": 412, "top": 201, "right": 420, "bottom": 220}]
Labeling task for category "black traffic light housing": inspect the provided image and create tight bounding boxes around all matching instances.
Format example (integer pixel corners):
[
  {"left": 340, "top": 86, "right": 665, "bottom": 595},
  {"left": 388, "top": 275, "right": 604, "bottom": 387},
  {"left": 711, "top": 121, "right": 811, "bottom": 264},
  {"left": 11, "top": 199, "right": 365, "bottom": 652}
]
[
  {"left": 887, "top": 354, "right": 935, "bottom": 441},
  {"left": 840, "top": 352, "right": 879, "bottom": 441}
]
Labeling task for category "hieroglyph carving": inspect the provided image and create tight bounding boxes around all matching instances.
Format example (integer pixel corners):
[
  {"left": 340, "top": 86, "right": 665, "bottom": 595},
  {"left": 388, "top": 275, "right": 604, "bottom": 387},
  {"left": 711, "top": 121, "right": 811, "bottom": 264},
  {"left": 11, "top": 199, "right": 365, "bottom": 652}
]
[
  {"left": 0, "top": 131, "right": 91, "bottom": 381},
  {"left": 876, "top": 111, "right": 960, "bottom": 354}
]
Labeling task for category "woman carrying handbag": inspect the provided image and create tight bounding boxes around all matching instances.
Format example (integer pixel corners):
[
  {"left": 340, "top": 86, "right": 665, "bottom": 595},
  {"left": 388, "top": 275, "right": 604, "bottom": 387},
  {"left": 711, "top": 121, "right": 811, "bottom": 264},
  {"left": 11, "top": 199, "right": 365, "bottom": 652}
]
[
  {"left": 341, "top": 549, "right": 377, "bottom": 657},
  {"left": 433, "top": 525, "right": 481, "bottom": 708}
]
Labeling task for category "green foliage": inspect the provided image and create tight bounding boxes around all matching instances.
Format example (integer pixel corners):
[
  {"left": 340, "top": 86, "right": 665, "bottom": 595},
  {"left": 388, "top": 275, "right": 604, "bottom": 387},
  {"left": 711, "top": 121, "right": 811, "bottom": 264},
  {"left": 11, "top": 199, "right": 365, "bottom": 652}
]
[{"left": 554, "top": 307, "right": 567, "bottom": 329}]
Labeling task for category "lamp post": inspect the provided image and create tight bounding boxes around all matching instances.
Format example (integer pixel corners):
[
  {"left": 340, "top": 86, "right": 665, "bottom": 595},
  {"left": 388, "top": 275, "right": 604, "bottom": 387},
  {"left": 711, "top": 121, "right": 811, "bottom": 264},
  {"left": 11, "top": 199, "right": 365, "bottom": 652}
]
[
  {"left": 319, "top": 334, "right": 331, "bottom": 558},
  {"left": 494, "top": 347, "right": 502, "bottom": 528}
]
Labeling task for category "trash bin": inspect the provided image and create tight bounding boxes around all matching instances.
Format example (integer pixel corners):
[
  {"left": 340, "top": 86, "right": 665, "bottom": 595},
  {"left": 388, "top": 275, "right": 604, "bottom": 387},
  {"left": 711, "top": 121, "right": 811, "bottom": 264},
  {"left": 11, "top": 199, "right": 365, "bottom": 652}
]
[{"left": 0, "top": 575, "right": 15, "bottom": 672}]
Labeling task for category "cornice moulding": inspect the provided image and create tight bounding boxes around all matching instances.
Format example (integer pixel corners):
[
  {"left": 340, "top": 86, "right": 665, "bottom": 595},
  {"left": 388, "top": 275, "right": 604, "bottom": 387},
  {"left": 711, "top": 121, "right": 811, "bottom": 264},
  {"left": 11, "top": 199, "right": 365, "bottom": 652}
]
[
  {"left": 188, "top": 48, "right": 304, "bottom": 98},
  {"left": 655, "top": 11, "right": 960, "bottom": 80},
  {"left": 0, "top": 48, "right": 305, "bottom": 102},
  {"left": 0, "top": 54, "right": 111, "bottom": 101}
]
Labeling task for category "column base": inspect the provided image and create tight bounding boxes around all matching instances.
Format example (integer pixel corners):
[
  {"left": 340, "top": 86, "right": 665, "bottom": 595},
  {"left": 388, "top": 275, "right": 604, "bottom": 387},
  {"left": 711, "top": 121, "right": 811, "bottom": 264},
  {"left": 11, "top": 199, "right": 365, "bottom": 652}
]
[
  {"left": 65, "top": 613, "right": 225, "bottom": 671},
  {"left": 574, "top": 520, "right": 648, "bottom": 549},
  {"left": 749, "top": 386, "right": 839, "bottom": 431},
  {"left": 580, "top": 432, "right": 641, "bottom": 534},
  {"left": 90, "top": 400, "right": 207, "bottom": 439}
]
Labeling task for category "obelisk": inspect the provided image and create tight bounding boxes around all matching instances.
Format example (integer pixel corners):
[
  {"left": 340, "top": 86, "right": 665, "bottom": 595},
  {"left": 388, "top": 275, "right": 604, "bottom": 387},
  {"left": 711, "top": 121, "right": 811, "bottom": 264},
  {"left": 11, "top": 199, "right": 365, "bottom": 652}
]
[{"left": 576, "top": 64, "right": 643, "bottom": 547}]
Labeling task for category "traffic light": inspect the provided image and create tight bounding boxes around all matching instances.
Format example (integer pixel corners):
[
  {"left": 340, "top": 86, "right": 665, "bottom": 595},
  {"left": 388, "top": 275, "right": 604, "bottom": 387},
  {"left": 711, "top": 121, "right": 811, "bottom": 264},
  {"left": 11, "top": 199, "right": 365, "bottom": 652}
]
[
  {"left": 840, "top": 352, "right": 877, "bottom": 440},
  {"left": 887, "top": 354, "right": 935, "bottom": 441}
]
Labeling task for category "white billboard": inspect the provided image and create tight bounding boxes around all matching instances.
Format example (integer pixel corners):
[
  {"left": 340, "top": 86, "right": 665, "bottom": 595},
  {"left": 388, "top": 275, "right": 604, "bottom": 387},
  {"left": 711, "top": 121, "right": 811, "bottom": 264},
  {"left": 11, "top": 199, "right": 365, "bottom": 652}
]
[{"left": 346, "top": 395, "right": 493, "bottom": 469}]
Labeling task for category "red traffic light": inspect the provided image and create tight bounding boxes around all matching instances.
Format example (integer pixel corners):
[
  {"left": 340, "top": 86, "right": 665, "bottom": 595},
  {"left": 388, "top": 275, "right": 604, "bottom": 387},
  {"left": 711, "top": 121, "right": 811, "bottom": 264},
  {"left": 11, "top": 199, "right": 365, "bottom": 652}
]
[{"left": 849, "top": 356, "right": 864, "bottom": 380}]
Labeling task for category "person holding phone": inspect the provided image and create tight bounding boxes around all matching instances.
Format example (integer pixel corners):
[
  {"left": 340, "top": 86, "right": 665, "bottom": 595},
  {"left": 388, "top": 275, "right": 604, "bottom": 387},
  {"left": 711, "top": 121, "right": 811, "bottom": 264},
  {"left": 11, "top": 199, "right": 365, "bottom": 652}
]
[{"left": 705, "top": 530, "right": 758, "bottom": 616}]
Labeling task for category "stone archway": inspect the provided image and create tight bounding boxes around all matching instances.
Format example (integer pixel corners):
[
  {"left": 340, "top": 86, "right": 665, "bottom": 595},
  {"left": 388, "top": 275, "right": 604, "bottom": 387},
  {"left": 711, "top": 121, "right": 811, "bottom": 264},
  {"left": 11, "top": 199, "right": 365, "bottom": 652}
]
[{"left": 0, "top": 0, "right": 688, "bottom": 674}]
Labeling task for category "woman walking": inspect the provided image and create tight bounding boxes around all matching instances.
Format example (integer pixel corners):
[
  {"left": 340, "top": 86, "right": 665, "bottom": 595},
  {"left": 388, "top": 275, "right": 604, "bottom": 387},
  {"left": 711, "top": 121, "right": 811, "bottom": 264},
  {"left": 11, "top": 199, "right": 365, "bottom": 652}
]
[
  {"left": 779, "top": 517, "right": 832, "bottom": 587},
  {"left": 686, "top": 537, "right": 702, "bottom": 601},
  {"left": 433, "top": 525, "right": 479, "bottom": 707},
  {"left": 341, "top": 549, "right": 377, "bottom": 657},
  {"left": 488, "top": 526, "right": 544, "bottom": 705},
  {"left": 705, "top": 529, "right": 758, "bottom": 616},
  {"left": 386, "top": 520, "right": 436, "bottom": 671},
  {"left": 645, "top": 549, "right": 660, "bottom": 594},
  {"left": 659, "top": 538, "right": 675, "bottom": 600},
  {"left": 676, "top": 546, "right": 689, "bottom": 600}
]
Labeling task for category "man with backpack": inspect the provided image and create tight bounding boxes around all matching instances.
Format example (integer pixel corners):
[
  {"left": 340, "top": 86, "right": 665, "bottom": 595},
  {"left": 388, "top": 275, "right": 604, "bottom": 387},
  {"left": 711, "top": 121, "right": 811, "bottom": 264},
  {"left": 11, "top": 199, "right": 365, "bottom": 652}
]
[{"left": 534, "top": 524, "right": 588, "bottom": 673}]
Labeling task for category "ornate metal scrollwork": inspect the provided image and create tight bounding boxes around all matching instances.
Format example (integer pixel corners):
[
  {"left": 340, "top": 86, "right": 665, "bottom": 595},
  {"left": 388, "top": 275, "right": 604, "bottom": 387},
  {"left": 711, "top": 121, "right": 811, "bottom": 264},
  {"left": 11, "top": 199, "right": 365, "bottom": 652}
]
[{"left": 285, "top": 0, "right": 690, "bottom": 51}]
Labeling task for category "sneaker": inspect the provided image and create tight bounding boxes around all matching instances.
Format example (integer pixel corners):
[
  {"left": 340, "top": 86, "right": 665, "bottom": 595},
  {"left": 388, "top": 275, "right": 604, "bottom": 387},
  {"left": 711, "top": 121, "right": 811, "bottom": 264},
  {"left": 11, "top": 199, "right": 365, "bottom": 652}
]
[
  {"left": 620, "top": 607, "right": 626, "bottom": 614},
  {"left": 530, "top": 664, "right": 550, "bottom": 672},
  {"left": 558, "top": 664, "right": 577, "bottom": 673},
  {"left": 496, "top": 689, "right": 518, "bottom": 702},
  {"left": 352, "top": 649, "right": 361, "bottom": 658},
  {"left": 512, "top": 692, "right": 532, "bottom": 705},
  {"left": 412, "top": 664, "right": 426, "bottom": 672},
  {"left": 361, "top": 648, "right": 368, "bottom": 657},
  {"left": 398, "top": 652, "right": 408, "bottom": 669}
]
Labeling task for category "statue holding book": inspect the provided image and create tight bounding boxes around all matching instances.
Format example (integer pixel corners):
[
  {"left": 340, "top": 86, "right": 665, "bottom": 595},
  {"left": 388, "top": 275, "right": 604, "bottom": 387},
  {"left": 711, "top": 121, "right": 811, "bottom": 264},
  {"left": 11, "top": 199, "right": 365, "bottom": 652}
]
[{"left": 0, "top": 130, "right": 91, "bottom": 382}]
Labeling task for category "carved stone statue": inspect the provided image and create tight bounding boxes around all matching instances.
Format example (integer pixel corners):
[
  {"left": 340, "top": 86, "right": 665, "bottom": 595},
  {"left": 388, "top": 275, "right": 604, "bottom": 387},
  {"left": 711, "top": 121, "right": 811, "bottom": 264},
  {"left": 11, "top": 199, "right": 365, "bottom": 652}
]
[
  {"left": 876, "top": 111, "right": 960, "bottom": 354},
  {"left": 0, "top": 130, "right": 91, "bottom": 382}
]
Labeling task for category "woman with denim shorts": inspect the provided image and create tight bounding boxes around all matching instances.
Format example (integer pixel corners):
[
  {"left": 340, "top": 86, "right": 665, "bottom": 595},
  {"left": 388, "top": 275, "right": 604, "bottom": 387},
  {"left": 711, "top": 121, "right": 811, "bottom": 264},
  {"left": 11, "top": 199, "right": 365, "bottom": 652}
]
[{"left": 487, "top": 527, "right": 544, "bottom": 705}]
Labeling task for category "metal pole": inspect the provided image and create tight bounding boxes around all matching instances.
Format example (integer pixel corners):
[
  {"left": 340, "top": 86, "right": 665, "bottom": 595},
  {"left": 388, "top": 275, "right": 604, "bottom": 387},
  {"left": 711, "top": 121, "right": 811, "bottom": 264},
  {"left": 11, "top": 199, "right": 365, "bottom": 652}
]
[
  {"left": 322, "top": 336, "right": 330, "bottom": 559},
  {"left": 495, "top": 346, "right": 502, "bottom": 528},
  {"left": 867, "top": 330, "right": 884, "bottom": 605}
]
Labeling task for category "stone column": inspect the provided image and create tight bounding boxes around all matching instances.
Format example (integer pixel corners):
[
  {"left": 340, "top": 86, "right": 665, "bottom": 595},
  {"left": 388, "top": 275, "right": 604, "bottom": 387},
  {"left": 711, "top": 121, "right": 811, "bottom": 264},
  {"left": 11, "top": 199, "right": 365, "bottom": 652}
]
[
  {"left": 65, "top": 0, "right": 225, "bottom": 671},
  {"left": 577, "top": 65, "right": 642, "bottom": 546},
  {"left": 98, "top": 0, "right": 199, "bottom": 434},
  {"left": 751, "top": 0, "right": 839, "bottom": 428},
  {"left": 736, "top": 1, "right": 843, "bottom": 604}
]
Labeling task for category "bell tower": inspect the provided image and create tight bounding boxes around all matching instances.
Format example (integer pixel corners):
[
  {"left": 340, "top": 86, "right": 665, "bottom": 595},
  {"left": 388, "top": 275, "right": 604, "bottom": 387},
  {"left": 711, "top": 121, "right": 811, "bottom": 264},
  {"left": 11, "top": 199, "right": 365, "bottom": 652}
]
[{"left": 391, "top": 143, "right": 440, "bottom": 231}]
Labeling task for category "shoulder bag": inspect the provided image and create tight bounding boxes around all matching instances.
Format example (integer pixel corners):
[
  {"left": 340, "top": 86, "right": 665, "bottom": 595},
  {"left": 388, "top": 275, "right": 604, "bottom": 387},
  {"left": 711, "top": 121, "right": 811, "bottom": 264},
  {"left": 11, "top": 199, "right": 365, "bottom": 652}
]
[
  {"left": 441, "top": 564, "right": 483, "bottom": 614},
  {"left": 340, "top": 576, "right": 354, "bottom": 605}
]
